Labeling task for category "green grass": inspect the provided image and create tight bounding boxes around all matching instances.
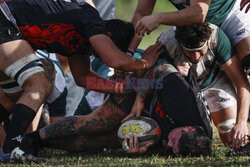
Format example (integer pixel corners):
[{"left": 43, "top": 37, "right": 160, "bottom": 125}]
[
  {"left": 0, "top": 127, "right": 249, "bottom": 167},
  {"left": 1, "top": 1, "right": 249, "bottom": 166},
  {"left": 115, "top": 0, "right": 177, "bottom": 50}
]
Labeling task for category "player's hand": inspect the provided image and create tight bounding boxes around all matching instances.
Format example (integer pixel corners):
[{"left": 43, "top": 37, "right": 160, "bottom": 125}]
[
  {"left": 121, "top": 94, "right": 144, "bottom": 123},
  {"left": 231, "top": 122, "right": 249, "bottom": 149},
  {"left": 123, "top": 135, "right": 153, "bottom": 154},
  {"left": 176, "top": 61, "right": 192, "bottom": 77},
  {"left": 240, "top": 0, "right": 250, "bottom": 13},
  {"left": 141, "top": 42, "right": 163, "bottom": 69},
  {"left": 135, "top": 14, "right": 160, "bottom": 36}
]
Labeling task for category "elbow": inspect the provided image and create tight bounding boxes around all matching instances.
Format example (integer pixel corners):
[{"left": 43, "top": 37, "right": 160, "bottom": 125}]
[
  {"left": 191, "top": 6, "right": 207, "bottom": 23},
  {"left": 73, "top": 75, "right": 87, "bottom": 88},
  {"left": 193, "top": 14, "right": 206, "bottom": 23},
  {"left": 75, "top": 79, "right": 86, "bottom": 88}
]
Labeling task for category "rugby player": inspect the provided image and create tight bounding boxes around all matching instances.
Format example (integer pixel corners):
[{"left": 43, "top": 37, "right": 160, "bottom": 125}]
[
  {"left": 0, "top": 50, "right": 67, "bottom": 161},
  {"left": 130, "top": 0, "right": 250, "bottom": 84},
  {"left": 0, "top": 1, "right": 52, "bottom": 159},
  {"left": 6, "top": 0, "right": 162, "bottom": 94},
  {"left": 13, "top": 56, "right": 212, "bottom": 163},
  {"left": 155, "top": 21, "right": 249, "bottom": 148}
]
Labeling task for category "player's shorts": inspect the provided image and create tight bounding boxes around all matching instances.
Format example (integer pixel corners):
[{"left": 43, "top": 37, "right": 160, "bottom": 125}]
[
  {"left": 0, "top": 3, "right": 22, "bottom": 45},
  {"left": 220, "top": 0, "right": 250, "bottom": 46},
  {"left": 202, "top": 72, "right": 237, "bottom": 113},
  {"left": 47, "top": 88, "right": 67, "bottom": 117}
]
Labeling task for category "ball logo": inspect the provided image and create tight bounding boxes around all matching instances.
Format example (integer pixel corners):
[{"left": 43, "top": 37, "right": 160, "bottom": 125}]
[
  {"left": 121, "top": 124, "right": 142, "bottom": 135},
  {"left": 118, "top": 120, "right": 151, "bottom": 138}
]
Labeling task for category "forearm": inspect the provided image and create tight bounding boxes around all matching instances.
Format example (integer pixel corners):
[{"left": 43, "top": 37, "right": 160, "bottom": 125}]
[
  {"left": 113, "top": 54, "right": 145, "bottom": 72},
  {"left": 156, "top": 9, "right": 204, "bottom": 26},
  {"left": 131, "top": 0, "right": 156, "bottom": 25},
  {"left": 155, "top": 2, "right": 209, "bottom": 26},
  {"left": 75, "top": 70, "right": 126, "bottom": 94},
  {"left": 236, "top": 87, "right": 249, "bottom": 124}
]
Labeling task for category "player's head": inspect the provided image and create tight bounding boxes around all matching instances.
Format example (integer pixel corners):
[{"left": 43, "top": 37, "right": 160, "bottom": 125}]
[
  {"left": 104, "top": 19, "right": 134, "bottom": 52},
  {"left": 175, "top": 21, "right": 212, "bottom": 64},
  {"left": 167, "top": 126, "right": 212, "bottom": 157}
]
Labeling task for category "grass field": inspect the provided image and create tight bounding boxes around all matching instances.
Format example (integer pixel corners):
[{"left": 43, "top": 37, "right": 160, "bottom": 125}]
[
  {"left": 115, "top": 0, "right": 177, "bottom": 50},
  {"left": 1, "top": 1, "right": 249, "bottom": 167},
  {"left": 0, "top": 126, "right": 249, "bottom": 167}
]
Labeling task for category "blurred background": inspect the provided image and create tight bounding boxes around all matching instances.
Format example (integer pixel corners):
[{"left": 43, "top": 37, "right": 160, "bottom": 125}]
[{"left": 115, "top": 0, "right": 177, "bottom": 49}]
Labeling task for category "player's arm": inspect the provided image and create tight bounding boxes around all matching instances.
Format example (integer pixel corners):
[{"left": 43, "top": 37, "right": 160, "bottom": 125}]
[
  {"left": 128, "top": 0, "right": 157, "bottom": 51},
  {"left": 68, "top": 54, "right": 120, "bottom": 94},
  {"left": 89, "top": 34, "right": 163, "bottom": 71},
  {"left": 135, "top": 0, "right": 210, "bottom": 36},
  {"left": 222, "top": 56, "right": 249, "bottom": 148},
  {"left": 132, "top": 0, "right": 156, "bottom": 25},
  {"left": 216, "top": 29, "right": 249, "bottom": 148},
  {"left": 122, "top": 59, "right": 178, "bottom": 122}
]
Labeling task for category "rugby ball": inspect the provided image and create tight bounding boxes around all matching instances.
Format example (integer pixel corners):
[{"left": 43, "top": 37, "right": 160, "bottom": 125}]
[{"left": 117, "top": 116, "right": 161, "bottom": 145}]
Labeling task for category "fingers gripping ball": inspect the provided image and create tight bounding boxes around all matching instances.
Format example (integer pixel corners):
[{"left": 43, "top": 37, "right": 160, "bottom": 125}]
[{"left": 117, "top": 116, "right": 161, "bottom": 146}]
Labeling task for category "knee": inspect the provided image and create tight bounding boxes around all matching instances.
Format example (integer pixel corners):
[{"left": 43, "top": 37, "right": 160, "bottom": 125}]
[
  {"left": 216, "top": 119, "right": 236, "bottom": 146},
  {"left": 216, "top": 119, "right": 236, "bottom": 134},
  {"left": 22, "top": 74, "right": 52, "bottom": 100}
]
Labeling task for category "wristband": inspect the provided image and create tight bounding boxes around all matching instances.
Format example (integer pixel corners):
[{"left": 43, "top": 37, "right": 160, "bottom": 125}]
[
  {"left": 141, "top": 59, "right": 149, "bottom": 69},
  {"left": 126, "top": 49, "right": 134, "bottom": 56},
  {"left": 115, "top": 82, "right": 124, "bottom": 94}
]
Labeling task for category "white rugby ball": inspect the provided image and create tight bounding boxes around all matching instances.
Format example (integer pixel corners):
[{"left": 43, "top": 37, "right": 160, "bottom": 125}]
[{"left": 117, "top": 116, "right": 161, "bottom": 144}]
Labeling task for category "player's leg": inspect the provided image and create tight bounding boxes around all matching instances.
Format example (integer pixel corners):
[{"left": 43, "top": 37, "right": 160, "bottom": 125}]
[
  {"left": 39, "top": 91, "right": 136, "bottom": 141},
  {"left": 0, "top": 40, "right": 52, "bottom": 153},
  {"left": 46, "top": 131, "right": 120, "bottom": 152},
  {"left": 203, "top": 73, "right": 238, "bottom": 146}
]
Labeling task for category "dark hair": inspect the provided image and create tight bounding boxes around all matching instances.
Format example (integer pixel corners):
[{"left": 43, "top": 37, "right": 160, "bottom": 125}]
[
  {"left": 175, "top": 21, "right": 212, "bottom": 49},
  {"left": 104, "top": 19, "right": 134, "bottom": 52},
  {"left": 178, "top": 129, "right": 212, "bottom": 157}
]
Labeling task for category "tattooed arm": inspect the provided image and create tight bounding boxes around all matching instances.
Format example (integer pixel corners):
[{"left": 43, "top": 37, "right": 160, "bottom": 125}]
[{"left": 122, "top": 59, "right": 178, "bottom": 122}]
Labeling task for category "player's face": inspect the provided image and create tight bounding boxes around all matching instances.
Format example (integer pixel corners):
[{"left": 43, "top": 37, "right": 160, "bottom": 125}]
[
  {"left": 167, "top": 126, "right": 196, "bottom": 155},
  {"left": 182, "top": 44, "right": 208, "bottom": 64}
]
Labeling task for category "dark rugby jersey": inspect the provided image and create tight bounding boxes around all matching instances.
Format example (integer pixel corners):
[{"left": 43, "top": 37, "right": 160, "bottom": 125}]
[
  {"left": 7, "top": 0, "right": 107, "bottom": 57},
  {"left": 151, "top": 73, "right": 212, "bottom": 140}
]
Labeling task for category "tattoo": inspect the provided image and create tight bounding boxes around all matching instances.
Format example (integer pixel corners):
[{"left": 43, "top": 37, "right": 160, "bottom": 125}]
[
  {"left": 78, "top": 97, "right": 126, "bottom": 135},
  {"left": 40, "top": 116, "right": 78, "bottom": 140},
  {"left": 41, "top": 96, "right": 128, "bottom": 140},
  {"left": 155, "top": 60, "right": 177, "bottom": 80},
  {"left": 139, "top": 59, "right": 178, "bottom": 99}
]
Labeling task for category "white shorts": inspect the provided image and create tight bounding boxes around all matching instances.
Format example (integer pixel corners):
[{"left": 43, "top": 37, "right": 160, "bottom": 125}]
[
  {"left": 220, "top": 0, "right": 250, "bottom": 46},
  {"left": 202, "top": 72, "right": 237, "bottom": 113}
]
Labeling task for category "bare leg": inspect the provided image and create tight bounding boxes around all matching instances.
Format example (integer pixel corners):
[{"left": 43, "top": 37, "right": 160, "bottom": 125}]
[
  {"left": 211, "top": 105, "right": 237, "bottom": 146},
  {"left": 0, "top": 40, "right": 52, "bottom": 153},
  {"left": 39, "top": 93, "right": 135, "bottom": 141}
]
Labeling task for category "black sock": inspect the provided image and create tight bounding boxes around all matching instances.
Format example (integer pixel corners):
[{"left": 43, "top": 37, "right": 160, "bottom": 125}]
[
  {"left": 241, "top": 54, "right": 250, "bottom": 75},
  {"left": 0, "top": 104, "right": 9, "bottom": 123},
  {"left": 20, "top": 130, "right": 43, "bottom": 155},
  {"left": 2, "top": 103, "right": 36, "bottom": 153}
]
